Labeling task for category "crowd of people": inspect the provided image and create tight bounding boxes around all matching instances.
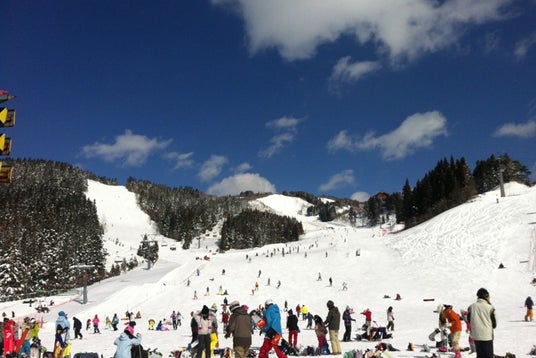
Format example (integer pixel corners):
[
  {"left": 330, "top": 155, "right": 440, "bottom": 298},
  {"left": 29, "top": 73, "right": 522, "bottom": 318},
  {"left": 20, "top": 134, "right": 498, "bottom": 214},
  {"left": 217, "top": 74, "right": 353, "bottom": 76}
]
[{"left": 0, "top": 287, "right": 501, "bottom": 358}]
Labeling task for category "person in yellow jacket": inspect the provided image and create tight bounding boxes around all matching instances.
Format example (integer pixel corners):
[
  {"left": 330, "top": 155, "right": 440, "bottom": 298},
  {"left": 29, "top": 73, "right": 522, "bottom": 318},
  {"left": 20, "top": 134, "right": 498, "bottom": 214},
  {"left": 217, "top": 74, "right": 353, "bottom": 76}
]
[{"left": 300, "top": 305, "right": 308, "bottom": 320}]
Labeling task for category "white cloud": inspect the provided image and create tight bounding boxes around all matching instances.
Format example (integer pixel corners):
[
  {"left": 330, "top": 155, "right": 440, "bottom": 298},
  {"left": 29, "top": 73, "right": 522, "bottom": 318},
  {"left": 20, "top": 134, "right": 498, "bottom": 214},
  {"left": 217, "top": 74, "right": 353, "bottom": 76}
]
[
  {"left": 206, "top": 173, "right": 276, "bottom": 196},
  {"left": 327, "top": 111, "right": 448, "bottom": 160},
  {"left": 198, "top": 155, "right": 229, "bottom": 182},
  {"left": 350, "top": 191, "right": 370, "bottom": 202},
  {"left": 259, "top": 116, "right": 301, "bottom": 158},
  {"left": 319, "top": 169, "right": 355, "bottom": 192},
  {"left": 234, "top": 162, "right": 252, "bottom": 174},
  {"left": 492, "top": 120, "right": 536, "bottom": 138},
  {"left": 514, "top": 32, "right": 536, "bottom": 60},
  {"left": 329, "top": 57, "right": 381, "bottom": 92},
  {"left": 81, "top": 130, "right": 172, "bottom": 167},
  {"left": 165, "top": 151, "right": 194, "bottom": 169},
  {"left": 212, "top": 0, "right": 512, "bottom": 63}
]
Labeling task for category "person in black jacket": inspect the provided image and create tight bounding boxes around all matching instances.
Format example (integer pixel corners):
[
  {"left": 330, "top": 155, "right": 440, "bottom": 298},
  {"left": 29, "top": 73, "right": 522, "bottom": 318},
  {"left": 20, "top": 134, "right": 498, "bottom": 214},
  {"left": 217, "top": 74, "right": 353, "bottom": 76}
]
[
  {"left": 72, "top": 317, "right": 83, "bottom": 339},
  {"left": 324, "top": 300, "right": 341, "bottom": 355},
  {"left": 286, "top": 310, "right": 299, "bottom": 347}
]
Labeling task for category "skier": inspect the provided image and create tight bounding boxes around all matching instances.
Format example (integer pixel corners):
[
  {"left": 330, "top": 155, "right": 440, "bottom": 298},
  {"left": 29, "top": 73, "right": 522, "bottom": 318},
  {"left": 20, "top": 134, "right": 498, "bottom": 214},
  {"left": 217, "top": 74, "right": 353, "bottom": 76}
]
[
  {"left": 258, "top": 299, "right": 287, "bottom": 358},
  {"left": 342, "top": 306, "right": 355, "bottom": 342},
  {"left": 3, "top": 316, "right": 16, "bottom": 357},
  {"left": 286, "top": 309, "right": 299, "bottom": 348},
  {"left": 306, "top": 312, "right": 314, "bottom": 329}
]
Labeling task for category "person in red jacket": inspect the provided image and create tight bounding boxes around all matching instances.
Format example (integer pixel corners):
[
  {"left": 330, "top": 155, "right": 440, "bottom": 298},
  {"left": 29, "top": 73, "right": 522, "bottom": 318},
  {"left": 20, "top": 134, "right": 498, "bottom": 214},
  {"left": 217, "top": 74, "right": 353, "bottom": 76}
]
[
  {"left": 442, "top": 305, "right": 462, "bottom": 358},
  {"left": 361, "top": 309, "right": 372, "bottom": 340}
]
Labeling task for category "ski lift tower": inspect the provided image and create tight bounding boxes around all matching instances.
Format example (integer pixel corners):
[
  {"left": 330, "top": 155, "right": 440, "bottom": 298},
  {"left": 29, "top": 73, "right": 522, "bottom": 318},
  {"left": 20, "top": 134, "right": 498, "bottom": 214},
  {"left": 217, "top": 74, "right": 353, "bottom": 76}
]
[{"left": 71, "top": 264, "right": 94, "bottom": 304}]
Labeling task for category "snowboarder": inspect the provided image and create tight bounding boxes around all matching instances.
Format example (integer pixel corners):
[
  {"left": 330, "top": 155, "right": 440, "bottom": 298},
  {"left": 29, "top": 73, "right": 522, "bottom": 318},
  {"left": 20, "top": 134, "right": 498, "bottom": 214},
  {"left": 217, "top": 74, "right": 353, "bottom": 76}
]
[{"left": 258, "top": 299, "right": 287, "bottom": 358}]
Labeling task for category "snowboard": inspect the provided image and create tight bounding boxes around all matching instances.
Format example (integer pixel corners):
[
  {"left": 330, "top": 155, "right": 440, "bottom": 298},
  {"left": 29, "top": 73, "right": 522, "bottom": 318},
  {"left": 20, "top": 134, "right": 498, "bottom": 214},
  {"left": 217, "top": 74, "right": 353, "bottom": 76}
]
[
  {"left": 3, "top": 319, "right": 15, "bottom": 356},
  {"left": 16, "top": 328, "right": 30, "bottom": 354}
]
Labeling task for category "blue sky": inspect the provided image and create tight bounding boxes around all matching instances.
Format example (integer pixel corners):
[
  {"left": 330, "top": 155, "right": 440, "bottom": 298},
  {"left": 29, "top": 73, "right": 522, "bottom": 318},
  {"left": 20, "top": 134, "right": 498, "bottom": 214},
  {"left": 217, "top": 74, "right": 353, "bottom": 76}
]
[{"left": 1, "top": 0, "right": 535, "bottom": 199}]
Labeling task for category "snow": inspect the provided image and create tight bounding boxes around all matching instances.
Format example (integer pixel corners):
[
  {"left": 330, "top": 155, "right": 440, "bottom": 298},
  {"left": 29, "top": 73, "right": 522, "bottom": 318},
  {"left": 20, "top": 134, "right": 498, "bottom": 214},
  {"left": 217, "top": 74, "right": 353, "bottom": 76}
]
[{"left": 2, "top": 180, "right": 536, "bottom": 357}]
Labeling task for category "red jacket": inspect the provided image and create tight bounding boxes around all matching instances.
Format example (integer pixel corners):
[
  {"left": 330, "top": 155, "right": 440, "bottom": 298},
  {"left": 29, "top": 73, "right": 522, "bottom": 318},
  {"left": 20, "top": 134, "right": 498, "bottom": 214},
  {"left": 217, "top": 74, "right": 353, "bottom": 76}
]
[{"left": 361, "top": 310, "right": 372, "bottom": 321}]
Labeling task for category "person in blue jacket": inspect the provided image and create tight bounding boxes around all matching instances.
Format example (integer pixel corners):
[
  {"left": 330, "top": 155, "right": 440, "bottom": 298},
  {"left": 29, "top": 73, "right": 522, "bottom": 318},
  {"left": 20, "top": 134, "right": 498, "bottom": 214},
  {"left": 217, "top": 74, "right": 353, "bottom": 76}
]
[
  {"left": 259, "top": 299, "right": 287, "bottom": 358},
  {"left": 114, "top": 328, "right": 142, "bottom": 358}
]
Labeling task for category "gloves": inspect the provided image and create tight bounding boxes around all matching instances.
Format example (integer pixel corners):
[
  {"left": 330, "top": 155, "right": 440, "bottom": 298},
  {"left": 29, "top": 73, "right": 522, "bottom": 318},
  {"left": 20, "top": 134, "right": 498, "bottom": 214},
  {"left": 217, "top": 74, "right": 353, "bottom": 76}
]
[{"left": 136, "top": 333, "right": 142, "bottom": 338}]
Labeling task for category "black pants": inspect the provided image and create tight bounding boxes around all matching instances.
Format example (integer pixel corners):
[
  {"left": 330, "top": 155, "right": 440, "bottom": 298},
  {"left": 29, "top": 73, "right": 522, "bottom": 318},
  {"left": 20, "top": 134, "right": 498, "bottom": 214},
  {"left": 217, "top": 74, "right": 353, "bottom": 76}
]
[
  {"left": 343, "top": 325, "right": 351, "bottom": 341},
  {"left": 196, "top": 334, "right": 211, "bottom": 358},
  {"left": 475, "top": 340, "right": 493, "bottom": 358},
  {"left": 74, "top": 328, "right": 83, "bottom": 339}
]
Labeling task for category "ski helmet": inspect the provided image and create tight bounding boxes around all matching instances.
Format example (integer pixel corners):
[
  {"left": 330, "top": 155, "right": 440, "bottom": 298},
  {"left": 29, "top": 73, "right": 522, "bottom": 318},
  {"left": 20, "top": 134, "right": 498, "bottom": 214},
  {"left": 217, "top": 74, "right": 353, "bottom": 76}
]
[{"left": 265, "top": 299, "right": 273, "bottom": 306}]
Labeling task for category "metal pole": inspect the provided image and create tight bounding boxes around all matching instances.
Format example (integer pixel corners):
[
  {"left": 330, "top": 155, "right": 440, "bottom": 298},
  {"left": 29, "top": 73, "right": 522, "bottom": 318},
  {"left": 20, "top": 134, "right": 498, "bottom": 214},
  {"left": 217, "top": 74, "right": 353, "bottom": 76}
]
[
  {"left": 83, "top": 274, "right": 88, "bottom": 304},
  {"left": 499, "top": 169, "right": 505, "bottom": 197}
]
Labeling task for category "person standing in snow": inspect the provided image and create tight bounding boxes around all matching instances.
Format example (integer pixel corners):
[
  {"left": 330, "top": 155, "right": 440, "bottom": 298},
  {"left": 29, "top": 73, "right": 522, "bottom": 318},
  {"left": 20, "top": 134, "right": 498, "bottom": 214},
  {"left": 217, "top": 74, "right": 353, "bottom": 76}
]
[
  {"left": 114, "top": 327, "right": 141, "bottom": 358},
  {"left": 171, "top": 310, "right": 178, "bottom": 330},
  {"left": 342, "top": 306, "right": 355, "bottom": 342},
  {"left": 524, "top": 296, "right": 534, "bottom": 321},
  {"left": 286, "top": 309, "right": 299, "bottom": 347},
  {"left": 112, "top": 313, "right": 120, "bottom": 331},
  {"left": 55, "top": 311, "right": 71, "bottom": 343},
  {"left": 92, "top": 314, "right": 101, "bottom": 334},
  {"left": 190, "top": 311, "right": 198, "bottom": 343},
  {"left": 386, "top": 307, "right": 394, "bottom": 331},
  {"left": 194, "top": 305, "right": 213, "bottom": 358},
  {"left": 314, "top": 315, "right": 328, "bottom": 354},
  {"left": 73, "top": 316, "right": 83, "bottom": 339},
  {"left": 225, "top": 300, "right": 252, "bottom": 358},
  {"left": 258, "top": 299, "right": 287, "bottom": 358},
  {"left": 361, "top": 308, "right": 372, "bottom": 340},
  {"left": 324, "top": 300, "right": 341, "bottom": 355},
  {"left": 443, "top": 305, "right": 462, "bottom": 358},
  {"left": 467, "top": 288, "right": 496, "bottom": 358},
  {"left": 209, "top": 303, "right": 219, "bottom": 357}
]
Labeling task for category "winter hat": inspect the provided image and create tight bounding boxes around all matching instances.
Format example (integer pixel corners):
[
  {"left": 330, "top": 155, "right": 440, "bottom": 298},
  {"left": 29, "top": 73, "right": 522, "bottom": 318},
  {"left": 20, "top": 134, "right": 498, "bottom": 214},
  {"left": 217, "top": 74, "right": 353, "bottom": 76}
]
[
  {"left": 477, "top": 288, "right": 489, "bottom": 299},
  {"left": 326, "top": 300, "right": 334, "bottom": 309},
  {"left": 58, "top": 311, "right": 66, "bottom": 317},
  {"left": 211, "top": 303, "right": 218, "bottom": 311},
  {"left": 201, "top": 305, "right": 210, "bottom": 315},
  {"left": 346, "top": 306, "right": 350, "bottom": 311},
  {"left": 229, "top": 301, "right": 240, "bottom": 311},
  {"left": 265, "top": 299, "right": 273, "bottom": 307},
  {"left": 288, "top": 309, "right": 293, "bottom": 315},
  {"left": 434, "top": 304, "right": 444, "bottom": 313},
  {"left": 125, "top": 325, "right": 134, "bottom": 335}
]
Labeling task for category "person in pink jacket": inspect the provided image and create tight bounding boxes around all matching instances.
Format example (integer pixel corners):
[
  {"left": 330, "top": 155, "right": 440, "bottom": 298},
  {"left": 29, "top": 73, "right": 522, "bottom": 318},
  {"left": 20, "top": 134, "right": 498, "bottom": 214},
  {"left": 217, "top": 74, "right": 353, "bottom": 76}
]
[{"left": 92, "top": 314, "right": 101, "bottom": 334}]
